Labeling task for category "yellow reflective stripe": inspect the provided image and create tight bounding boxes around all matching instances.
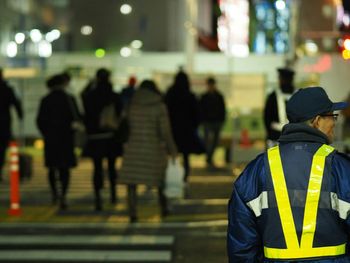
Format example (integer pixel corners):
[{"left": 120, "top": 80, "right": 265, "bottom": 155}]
[
  {"left": 267, "top": 146, "right": 299, "bottom": 249},
  {"left": 266, "top": 144, "right": 338, "bottom": 260},
  {"left": 300, "top": 144, "right": 334, "bottom": 248},
  {"left": 264, "top": 244, "right": 345, "bottom": 259}
]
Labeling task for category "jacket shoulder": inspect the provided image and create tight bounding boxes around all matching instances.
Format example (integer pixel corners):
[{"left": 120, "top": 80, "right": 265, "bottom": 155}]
[
  {"left": 332, "top": 151, "right": 350, "bottom": 170},
  {"left": 334, "top": 151, "right": 350, "bottom": 161},
  {"left": 234, "top": 153, "right": 266, "bottom": 202},
  {"left": 331, "top": 152, "right": 350, "bottom": 201}
]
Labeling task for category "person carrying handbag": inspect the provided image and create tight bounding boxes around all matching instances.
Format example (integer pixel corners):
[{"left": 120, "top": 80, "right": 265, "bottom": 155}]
[
  {"left": 81, "top": 68, "right": 123, "bottom": 211},
  {"left": 120, "top": 80, "right": 177, "bottom": 223}
]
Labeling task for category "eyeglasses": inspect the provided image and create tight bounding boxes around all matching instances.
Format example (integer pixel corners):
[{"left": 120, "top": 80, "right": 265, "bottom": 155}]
[{"left": 320, "top": 114, "right": 339, "bottom": 121}]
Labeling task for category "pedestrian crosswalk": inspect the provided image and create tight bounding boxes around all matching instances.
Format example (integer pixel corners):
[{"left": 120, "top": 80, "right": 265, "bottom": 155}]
[
  {"left": 0, "top": 250, "right": 171, "bottom": 262},
  {"left": 0, "top": 154, "right": 232, "bottom": 262},
  {"left": 0, "top": 234, "right": 174, "bottom": 262},
  {"left": 0, "top": 158, "right": 232, "bottom": 215}
]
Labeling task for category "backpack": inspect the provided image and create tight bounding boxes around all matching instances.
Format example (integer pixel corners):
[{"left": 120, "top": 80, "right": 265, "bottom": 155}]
[{"left": 99, "top": 103, "right": 119, "bottom": 130}]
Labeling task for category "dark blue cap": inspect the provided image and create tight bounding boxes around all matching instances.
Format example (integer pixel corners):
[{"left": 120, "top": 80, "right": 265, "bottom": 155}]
[{"left": 287, "top": 87, "right": 348, "bottom": 123}]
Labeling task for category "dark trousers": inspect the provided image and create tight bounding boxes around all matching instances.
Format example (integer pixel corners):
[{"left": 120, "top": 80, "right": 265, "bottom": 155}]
[
  {"left": 183, "top": 153, "right": 189, "bottom": 182},
  {"left": 48, "top": 167, "right": 70, "bottom": 204},
  {"left": 92, "top": 156, "right": 117, "bottom": 207},
  {"left": 203, "top": 122, "right": 222, "bottom": 165},
  {"left": 0, "top": 138, "right": 9, "bottom": 178},
  {"left": 127, "top": 184, "right": 168, "bottom": 221}
]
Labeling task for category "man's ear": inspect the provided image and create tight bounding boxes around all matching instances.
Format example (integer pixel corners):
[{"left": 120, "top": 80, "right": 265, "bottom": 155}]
[{"left": 311, "top": 116, "right": 320, "bottom": 129}]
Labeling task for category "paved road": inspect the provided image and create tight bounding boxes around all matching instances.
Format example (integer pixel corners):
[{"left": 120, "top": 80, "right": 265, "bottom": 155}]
[{"left": 0, "top": 154, "right": 238, "bottom": 262}]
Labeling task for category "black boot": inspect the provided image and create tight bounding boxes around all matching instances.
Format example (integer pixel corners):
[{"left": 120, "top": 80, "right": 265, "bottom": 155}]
[
  {"left": 59, "top": 197, "right": 67, "bottom": 210},
  {"left": 158, "top": 187, "right": 169, "bottom": 217},
  {"left": 95, "top": 190, "right": 102, "bottom": 211},
  {"left": 110, "top": 182, "right": 117, "bottom": 204},
  {"left": 48, "top": 168, "right": 58, "bottom": 204},
  {"left": 128, "top": 184, "right": 137, "bottom": 222}
]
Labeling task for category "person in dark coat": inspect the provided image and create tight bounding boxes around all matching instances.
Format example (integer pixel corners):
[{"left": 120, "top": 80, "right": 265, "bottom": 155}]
[
  {"left": 0, "top": 68, "right": 23, "bottom": 181},
  {"left": 82, "top": 68, "right": 123, "bottom": 211},
  {"left": 36, "top": 74, "right": 79, "bottom": 210},
  {"left": 263, "top": 68, "right": 295, "bottom": 148},
  {"left": 120, "top": 80, "right": 177, "bottom": 222},
  {"left": 120, "top": 76, "right": 137, "bottom": 108},
  {"left": 165, "top": 70, "right": 204, "bottom": 182},
  {"left": 199, "top": 77, "right": 226, "bottom": 168}
]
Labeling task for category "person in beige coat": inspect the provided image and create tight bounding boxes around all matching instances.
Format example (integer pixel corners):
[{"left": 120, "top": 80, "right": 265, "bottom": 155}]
[{"left": 120, "top": 80, "right": 177, "bottom": 222}]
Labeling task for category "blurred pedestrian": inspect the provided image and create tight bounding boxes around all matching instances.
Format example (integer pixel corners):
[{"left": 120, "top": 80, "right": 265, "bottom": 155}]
[
  {"left": 81, "top": 77, "right": 96, "bottom": 111},
  {"left": 120, "top": 76, "right": 137, "bottom": 108},
  {"left": 165, "top": 70, "right": 204, "bottom": 181},
  {"left": 263, "top": 68, "right": 295, "bottom": 148},
  {"left": 228, "top": 87, "right": 350, "bottom": 262},
  {"left": 120, "top": 80, "right": 177, "bottom": 223},
  {"left": 341, "top": 93, "right": 350, "bottom": 139},
  {"left": 0, "top": 68, "right": 23, "bottom": 181},
  {"left": 36, "top": 74, "right": 79, "bottom": 210},
  {"left": 82, "top": 68, "right": 123, "bottom": 211},
  {"left": 199, "top": 77, "right": 226, "bottom": 168}
]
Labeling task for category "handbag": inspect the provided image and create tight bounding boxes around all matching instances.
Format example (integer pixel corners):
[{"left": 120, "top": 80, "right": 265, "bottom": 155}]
[
  {"left": 164, "top": 158, "right": 185, "bottom": 199},
  {"left": 72, "top": 121, "right": 87, "bottom": 148},
  {"left": 66, "top": 95, "right": 87, "bottom": 148}
]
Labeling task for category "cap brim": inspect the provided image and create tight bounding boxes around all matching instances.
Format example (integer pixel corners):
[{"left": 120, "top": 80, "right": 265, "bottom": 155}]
[{"left": 331, "top": 102, "right": 349, "bottom": 111}]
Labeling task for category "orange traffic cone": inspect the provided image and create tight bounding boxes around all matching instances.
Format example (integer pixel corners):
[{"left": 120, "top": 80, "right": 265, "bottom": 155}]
[
  {"left": 8, "top": 141, "right": 21, "bottom": 216},
  {"left": 239, "top": 129, "right": 252, "bottom": 148}
]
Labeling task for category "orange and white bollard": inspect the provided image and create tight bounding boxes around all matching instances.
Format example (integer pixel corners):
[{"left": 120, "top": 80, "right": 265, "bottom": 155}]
[
  {"left": 239, "top": 129, "right": 252, "bottom": 148},
  {"left": 8, "top": 141, "right": 21, "bottom": 216}
]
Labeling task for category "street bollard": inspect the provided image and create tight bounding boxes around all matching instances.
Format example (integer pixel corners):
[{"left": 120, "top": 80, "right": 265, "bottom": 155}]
[{"left": 8, "top": 141, "right": 21, "bottom": 216}]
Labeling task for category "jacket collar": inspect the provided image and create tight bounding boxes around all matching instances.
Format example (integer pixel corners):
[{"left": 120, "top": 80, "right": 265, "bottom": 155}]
[{"left": 278, "top": 123, "right": 329, "bottom": 144}]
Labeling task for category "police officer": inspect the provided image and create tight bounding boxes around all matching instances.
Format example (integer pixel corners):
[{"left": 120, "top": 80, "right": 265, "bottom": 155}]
[
  {"left": 228, "top": 87, "right": 350, "bottom": 262},
  {"left": 264, "top": 68, "right": 295, "bottom": 148}
]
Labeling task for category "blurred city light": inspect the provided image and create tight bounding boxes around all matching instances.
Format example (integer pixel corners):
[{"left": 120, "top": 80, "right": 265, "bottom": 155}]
[
  {"left": 120, "top": 4, "right": 132, "bottom": 15},
  {"left": 120, "top": 46, "right": 131, "bottom": 57},
  {"left": 6, "top": 41, "right": 17, "bottom": 57},
  {"left": 342, "top": 49, "right": 350, "bottom": 59},
  {"left": 217, "top": 0, "right": 249, "bottom": 57},
  {"left": 95, "top": 48, "right": 106, "bottom": 58},
  {"left": 305, "top": 40, "right": 319, "bottom": 55},
  {"left": 275, "top": 0, "right": 286, "bottom": 11},
  {"left": 38, "top": 40, "right": 52, "bottom": 57},
  {"left": 338, "top": 35, "right": 350, "bottom": 56},
  {"left": 344, "top": 38, "right": 350, "bottom": 50},
  {"left": 30, "top": 29, "right": 42, "bottom": 42},
  {"left": 131, "top": 40, "right": 143, "bottom": 49},
  {"left": 15, "top": 32, "right": 25, "bottom": 44},
  {"left": 81, "top": 25, "right": 93, "bottom": 35},
  {"left": 45, "top": 29, "right": 61, "bottom": 42},
  {"left": 343, "top": 13, "right": 350, "bottom": 27},
  {"left": 34, "top": 139, "right": 44, "bottom": 150}
]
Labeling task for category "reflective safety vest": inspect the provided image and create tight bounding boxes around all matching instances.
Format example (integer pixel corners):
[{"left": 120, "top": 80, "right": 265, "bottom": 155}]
[{"left": 264, "top": 144, "right": 346, "bottom": 260}]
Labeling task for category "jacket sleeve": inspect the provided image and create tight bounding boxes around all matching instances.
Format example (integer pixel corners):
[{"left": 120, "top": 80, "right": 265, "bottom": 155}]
[
  {"left": 9, "top": 88, "right": 23, "bottom": 120},
  {"left": 331, "top": 153, "right": 350, "bottom": 236},
  {"left": 36, "top": 99, "right": 48, "bottom": 136},
  {"left": 220, "top": 93, "right": 226, "bottom": 122},
  {"left": 227, "top": 157, "right": 264, "bottom": 263}
]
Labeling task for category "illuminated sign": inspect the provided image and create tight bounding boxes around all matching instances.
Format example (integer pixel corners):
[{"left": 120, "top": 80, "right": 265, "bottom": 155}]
[{"left": 217, "top": 0, "right": 250, "bottom": 57}]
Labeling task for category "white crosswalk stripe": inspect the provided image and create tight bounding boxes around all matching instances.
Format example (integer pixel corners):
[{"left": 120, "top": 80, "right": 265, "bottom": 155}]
[
  {"left": 0, "top": 234, "right": 174, "bottom": 262},
  {"left": 0, "top": 250, "right": 172, "bottom": 262}
]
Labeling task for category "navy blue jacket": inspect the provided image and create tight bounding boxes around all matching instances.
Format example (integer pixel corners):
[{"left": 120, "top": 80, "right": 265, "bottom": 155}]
[{"left": 227, "top": 123, "right": 350, "bottom": 262}]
